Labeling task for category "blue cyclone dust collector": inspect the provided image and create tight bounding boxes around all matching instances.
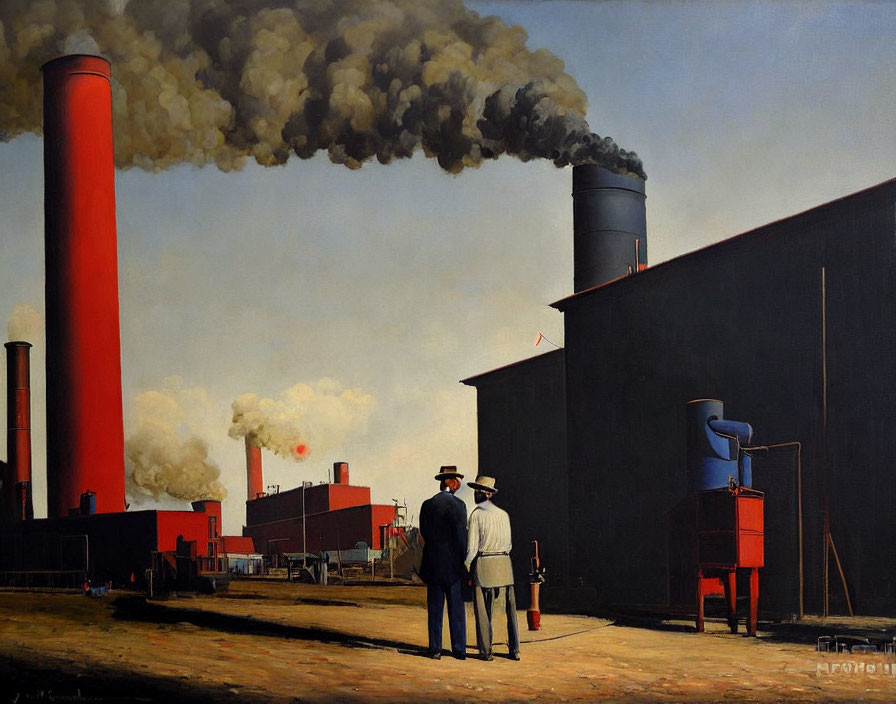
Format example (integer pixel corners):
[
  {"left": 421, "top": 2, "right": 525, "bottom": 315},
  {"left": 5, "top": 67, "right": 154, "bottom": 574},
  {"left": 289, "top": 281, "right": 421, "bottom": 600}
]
[{"left": 686, "top": 399, "right": 754, "bottom": 491}]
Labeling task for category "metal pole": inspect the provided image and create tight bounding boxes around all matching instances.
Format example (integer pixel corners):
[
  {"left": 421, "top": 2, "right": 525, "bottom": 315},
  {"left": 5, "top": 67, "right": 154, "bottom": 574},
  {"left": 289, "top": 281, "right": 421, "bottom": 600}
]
[
  {"left": 822, "top": 267, "right": 830, "bottom": 617},
  {"left": 797, "top": 443, "right": 803, "bottom": 620},
  {"left": 302, "top": 482, "right": 307, "bottom": 569}
]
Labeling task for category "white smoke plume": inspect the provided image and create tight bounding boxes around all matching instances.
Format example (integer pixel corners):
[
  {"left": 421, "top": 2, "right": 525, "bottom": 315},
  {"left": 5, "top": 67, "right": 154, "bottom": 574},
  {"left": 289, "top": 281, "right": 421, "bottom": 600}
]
[
  {"left": 0, "top": 0, "right": 644, "bottom": 176},
  {"left": 125, "top": 384, "right": 228, "bottom": 502},
  {"left": 229, "top": 378, "right": 376, "bottom": 461},
  {"left": 7, "top": 303, "right": 42, "bottom": 342}
]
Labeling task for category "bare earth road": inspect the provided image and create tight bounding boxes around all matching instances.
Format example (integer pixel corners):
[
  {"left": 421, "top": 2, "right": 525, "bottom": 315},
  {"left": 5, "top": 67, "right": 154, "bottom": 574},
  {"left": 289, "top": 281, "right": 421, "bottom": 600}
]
[{"left": 1, "top": 580, "right": 894, "bottom": 703}]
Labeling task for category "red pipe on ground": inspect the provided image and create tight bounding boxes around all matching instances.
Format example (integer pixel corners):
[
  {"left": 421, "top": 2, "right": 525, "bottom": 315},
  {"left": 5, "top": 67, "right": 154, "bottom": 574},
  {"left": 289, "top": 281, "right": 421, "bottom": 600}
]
[
  {"left": 42, "top": 55, "right": 126, "bottom": 517},
  {"left": 5, "top": 341, "right": 33, "bottom": 520},
  {"left": 246, "top": 436, "right": 263, "bottom": 501}
]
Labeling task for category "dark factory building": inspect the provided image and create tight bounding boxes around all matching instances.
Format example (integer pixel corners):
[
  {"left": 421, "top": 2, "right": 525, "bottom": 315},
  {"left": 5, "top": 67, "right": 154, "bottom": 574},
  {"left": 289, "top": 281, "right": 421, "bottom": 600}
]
[
  {"left": 464, "top": 166, "right": 896, "bottom": 618},
  {"left": 0, "top": 502, "right": 222, "bottom": 588},
  {"left": 461, "top": 349, "right": 569, "bottom": 605}
]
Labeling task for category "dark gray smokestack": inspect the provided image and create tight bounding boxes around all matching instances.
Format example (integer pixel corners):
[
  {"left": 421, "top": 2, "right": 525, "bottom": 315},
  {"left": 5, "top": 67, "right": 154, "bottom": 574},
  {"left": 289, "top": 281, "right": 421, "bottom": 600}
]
[{"left": 572, "top": 164, "right": 647, "bottom": 292}]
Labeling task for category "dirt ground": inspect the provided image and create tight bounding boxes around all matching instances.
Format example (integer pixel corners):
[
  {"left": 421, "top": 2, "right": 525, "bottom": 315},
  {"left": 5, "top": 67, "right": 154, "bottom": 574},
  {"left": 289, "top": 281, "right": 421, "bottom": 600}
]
[{"left": 1, "top": 579, "right": 895, "bottom": 703}]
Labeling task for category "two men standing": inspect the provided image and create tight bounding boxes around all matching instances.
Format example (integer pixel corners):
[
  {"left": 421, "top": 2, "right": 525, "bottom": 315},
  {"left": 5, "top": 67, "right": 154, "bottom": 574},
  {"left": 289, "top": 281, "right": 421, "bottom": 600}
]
[{"left": 419, "top": 467, "right": 519, "bottom": 661}]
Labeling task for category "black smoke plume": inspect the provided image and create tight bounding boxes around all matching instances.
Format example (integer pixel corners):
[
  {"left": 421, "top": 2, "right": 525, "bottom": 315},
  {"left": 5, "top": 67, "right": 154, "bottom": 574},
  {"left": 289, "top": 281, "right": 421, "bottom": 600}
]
[{"left": 0, "top": 0, "right": 644, "bottom": 177}]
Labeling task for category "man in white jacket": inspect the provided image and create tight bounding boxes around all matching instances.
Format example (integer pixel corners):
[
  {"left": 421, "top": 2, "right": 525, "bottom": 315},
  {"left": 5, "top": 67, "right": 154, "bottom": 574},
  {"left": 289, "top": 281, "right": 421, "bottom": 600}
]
[{"left": 465, "top": 475, "right": 520, "bottom": 661}]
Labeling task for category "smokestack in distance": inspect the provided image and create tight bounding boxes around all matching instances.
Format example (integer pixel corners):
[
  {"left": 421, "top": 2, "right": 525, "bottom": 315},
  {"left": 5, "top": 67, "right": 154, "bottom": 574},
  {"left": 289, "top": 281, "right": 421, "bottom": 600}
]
[
  {"left": 42, "top": 55, "right": 126, "bottom": 517},
  {"left": 245, "top": 435, "right": 264, "bottom": 501},
  {"left": 572, "top": 164, "right": 647, "bottom": 292},
  {"left": 333, "top": 461, "right": 349, "bottom": 485},
  {"left": 4, "top": 341, "right": 33, "bottom": 521}
]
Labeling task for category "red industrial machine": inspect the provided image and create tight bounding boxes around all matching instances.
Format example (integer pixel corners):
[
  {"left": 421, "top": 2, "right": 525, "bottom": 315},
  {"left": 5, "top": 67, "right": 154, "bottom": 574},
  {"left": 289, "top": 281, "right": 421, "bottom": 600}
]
[
  {"left": 695, "top": 486, "right": 764, "bottom": 635},
  {"left": 669, "top": 399, "right": 764, "bottom": 636}
]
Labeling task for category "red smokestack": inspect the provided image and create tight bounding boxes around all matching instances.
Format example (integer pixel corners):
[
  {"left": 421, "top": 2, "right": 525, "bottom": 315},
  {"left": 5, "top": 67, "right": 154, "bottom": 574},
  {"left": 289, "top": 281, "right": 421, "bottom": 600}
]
[
  {"left": 246, "top": 436, "right": 263, "bottom": 500},
  {"left": 42, "top": 55, "right": 126, "bottom": 517},
  {"left": 5, "top": 342, "right": 33, "bottom": 521},
  {"left": 333, "top": 461, "right": 349, "bottom": 485}
]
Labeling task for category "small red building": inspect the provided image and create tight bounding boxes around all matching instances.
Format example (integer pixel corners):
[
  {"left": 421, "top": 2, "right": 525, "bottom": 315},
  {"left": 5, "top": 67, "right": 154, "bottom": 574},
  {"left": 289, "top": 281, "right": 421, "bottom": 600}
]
[{"left": 243, "top": 463, "right": 397, "bottom": 557}]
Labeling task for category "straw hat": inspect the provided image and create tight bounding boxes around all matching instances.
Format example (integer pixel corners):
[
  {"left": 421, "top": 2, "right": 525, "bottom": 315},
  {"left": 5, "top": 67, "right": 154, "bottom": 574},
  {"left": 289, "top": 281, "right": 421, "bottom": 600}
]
[
  {"left": 434, "top": 465, "right": 464, "bottom": 481},
  {"left": 467, "top": 475, "right": 498, "bottom": 494}
]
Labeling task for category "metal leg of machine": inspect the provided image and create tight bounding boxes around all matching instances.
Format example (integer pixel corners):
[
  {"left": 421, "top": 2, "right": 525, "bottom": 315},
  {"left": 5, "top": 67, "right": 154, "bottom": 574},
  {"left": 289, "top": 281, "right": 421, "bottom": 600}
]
[
  {"left": 748, "top": 567, "right": 759, "bottom": 636},
  {"left": 724, "top": 570, "right": 738, "bottom": 633}
]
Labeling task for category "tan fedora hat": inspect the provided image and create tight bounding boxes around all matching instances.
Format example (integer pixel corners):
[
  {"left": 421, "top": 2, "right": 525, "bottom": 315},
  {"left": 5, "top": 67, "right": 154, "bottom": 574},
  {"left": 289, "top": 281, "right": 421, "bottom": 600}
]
[
  {"left": 467, "top": 475, "right": 498, "bottom": 494},
  {"left": 434, "top": 465, "right": 464, "bottom": 481}
]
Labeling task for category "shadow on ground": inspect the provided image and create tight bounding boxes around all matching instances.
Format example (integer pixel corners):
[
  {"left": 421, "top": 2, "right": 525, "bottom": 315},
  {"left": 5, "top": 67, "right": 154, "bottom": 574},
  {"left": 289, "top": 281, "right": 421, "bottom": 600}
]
[
  {"left": 112, "top": 595, "right": 431, "bottom": 657},
  {"left": 1, "top": 652, "right": 334, "bottom": 704},
  {"left": 606, "top": 604, "right": 896, "bottom": 649}
]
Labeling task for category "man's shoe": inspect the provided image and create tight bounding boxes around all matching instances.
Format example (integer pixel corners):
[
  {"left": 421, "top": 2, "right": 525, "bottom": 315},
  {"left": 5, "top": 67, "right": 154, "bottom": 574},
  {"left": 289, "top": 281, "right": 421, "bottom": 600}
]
[
  {"left": 480, "top": 653, "right": 493, "bottom": 661},
  {"left": 429, "top": 650, "right": 441, "bottom": 660},
  {"left": 509, "top": 652, "right": 521, "bottom": 661},
  {"left": 453, "top": 652, "right": 466, "bottom": 660}
]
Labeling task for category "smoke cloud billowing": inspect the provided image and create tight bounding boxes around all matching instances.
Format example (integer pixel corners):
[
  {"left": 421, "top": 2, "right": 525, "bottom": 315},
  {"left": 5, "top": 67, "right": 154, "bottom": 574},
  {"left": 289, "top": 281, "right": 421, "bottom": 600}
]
[
  {"left": 125, "top": 385, "right": 228, "bottom": 502},
  {"left": 0, "top": 0, "right": 643, "bottom": 176},
  {"left": 7, "top": 303, "right": 42, "bottom": 342},
  {"left": 229, "top": 378, "right": 376, "bottom": 461}
]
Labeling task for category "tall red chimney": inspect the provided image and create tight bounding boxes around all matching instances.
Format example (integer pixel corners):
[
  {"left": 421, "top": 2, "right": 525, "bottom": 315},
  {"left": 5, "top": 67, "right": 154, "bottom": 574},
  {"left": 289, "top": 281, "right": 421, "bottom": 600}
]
[
  {"left": 4, "top": 341, "right": 33, "bottom": 520},
  {"left": 42, "top": 55, "right": 126, "bottom": 517},
  {"left": 245, "top": 435, "right": 263, "bottom": 500}
]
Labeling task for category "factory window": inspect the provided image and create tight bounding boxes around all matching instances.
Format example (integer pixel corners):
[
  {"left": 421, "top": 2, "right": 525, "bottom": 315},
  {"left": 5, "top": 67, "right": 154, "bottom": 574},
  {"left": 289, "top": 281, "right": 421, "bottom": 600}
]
[
  {"left": 208, "top": 516, "right": 217, "bottom": 539},
  {"left": 207, "top": 542, "right": 214, "bottom": 558}
]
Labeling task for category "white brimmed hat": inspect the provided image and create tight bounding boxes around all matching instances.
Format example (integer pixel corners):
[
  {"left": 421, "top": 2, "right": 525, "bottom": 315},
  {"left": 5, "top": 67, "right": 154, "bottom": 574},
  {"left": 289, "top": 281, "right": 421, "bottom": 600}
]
[
  {"left": 467, "top": 475, "right": 498, "bottom": 494},
  {"left": 434, "top": 465, "right": 464, "bottom": 481}
]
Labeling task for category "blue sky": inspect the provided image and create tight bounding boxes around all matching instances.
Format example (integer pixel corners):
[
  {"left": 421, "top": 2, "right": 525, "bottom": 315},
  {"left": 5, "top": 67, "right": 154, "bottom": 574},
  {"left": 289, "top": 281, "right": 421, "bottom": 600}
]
[{"left": 1, "top": 1, "right": 894, "bottom": 533}]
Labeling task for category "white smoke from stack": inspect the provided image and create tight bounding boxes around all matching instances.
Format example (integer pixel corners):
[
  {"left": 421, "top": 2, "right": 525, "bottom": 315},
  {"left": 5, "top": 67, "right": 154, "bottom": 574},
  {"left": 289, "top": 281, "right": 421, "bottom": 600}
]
[
  {"left": 125, "top": 384, "right": 227, "bottom": 502},
  {"left": 0, "top": 0, "right": 643, "bottom": 176},
  {"left": 229, "top": 378, "right": 376, "bottom": 461},
  {"left": 7, "top": 303, "right": 42, "bottom": 342}
]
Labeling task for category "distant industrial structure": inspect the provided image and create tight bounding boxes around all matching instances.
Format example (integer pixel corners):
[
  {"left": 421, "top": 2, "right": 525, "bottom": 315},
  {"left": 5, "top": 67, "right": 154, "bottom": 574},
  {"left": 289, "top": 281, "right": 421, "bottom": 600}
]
[
  {"left": 464, "top": 165, "right": 896, "bottom": 618},
  {"left": 0, "top": 56, "right": 228, "bottom": 590},
  {"left": 0, "top": 55, "right": 399, "bottom": 590},
  {"left": 242, "top": 455, "right": 398, "bottom": 561}
]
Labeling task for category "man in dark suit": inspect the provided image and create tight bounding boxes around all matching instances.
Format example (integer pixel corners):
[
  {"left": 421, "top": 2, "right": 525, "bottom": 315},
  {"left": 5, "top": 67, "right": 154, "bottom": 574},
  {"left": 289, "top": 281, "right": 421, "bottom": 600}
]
[{"left": 419, "top": 466, "right": 468, "bottom": 660}]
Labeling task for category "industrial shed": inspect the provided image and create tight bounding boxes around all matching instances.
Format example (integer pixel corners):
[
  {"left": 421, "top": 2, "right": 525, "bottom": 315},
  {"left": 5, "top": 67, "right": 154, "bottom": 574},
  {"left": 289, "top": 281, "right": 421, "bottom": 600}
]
[{"left": 464, "top": 166, "right": 896, "bottom": 617}]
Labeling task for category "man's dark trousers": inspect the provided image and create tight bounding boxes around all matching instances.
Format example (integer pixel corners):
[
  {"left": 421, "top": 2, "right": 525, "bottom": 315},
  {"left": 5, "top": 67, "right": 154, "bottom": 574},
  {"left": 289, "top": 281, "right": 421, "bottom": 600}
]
[{"left": 427, "top": 578, "right": 466, "bottom": 656}]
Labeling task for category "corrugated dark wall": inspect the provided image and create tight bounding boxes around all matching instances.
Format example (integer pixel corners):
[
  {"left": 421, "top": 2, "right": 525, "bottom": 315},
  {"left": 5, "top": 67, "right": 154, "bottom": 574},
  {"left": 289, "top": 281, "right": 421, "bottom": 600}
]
[
  {"left": 463, "top": 349, "right": 569, "bottom": 603},
  {"left": 559, "top": 180, "right": 896, "bottom": 615}
]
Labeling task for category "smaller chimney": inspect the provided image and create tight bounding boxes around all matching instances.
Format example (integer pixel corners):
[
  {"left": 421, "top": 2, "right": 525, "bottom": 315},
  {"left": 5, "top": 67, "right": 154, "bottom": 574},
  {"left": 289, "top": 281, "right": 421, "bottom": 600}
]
[
  {"left": 245, "top": 436, "right": 264, "bottom": 500},
  {"left": 572, "top": 164, "right": 647, "bottom": 291},
  {"left": 333, "top": 461, "right": 349, "bottom": 485},
  {"left": 5, "top": 342, "right": 33, "bottom": 521}
]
